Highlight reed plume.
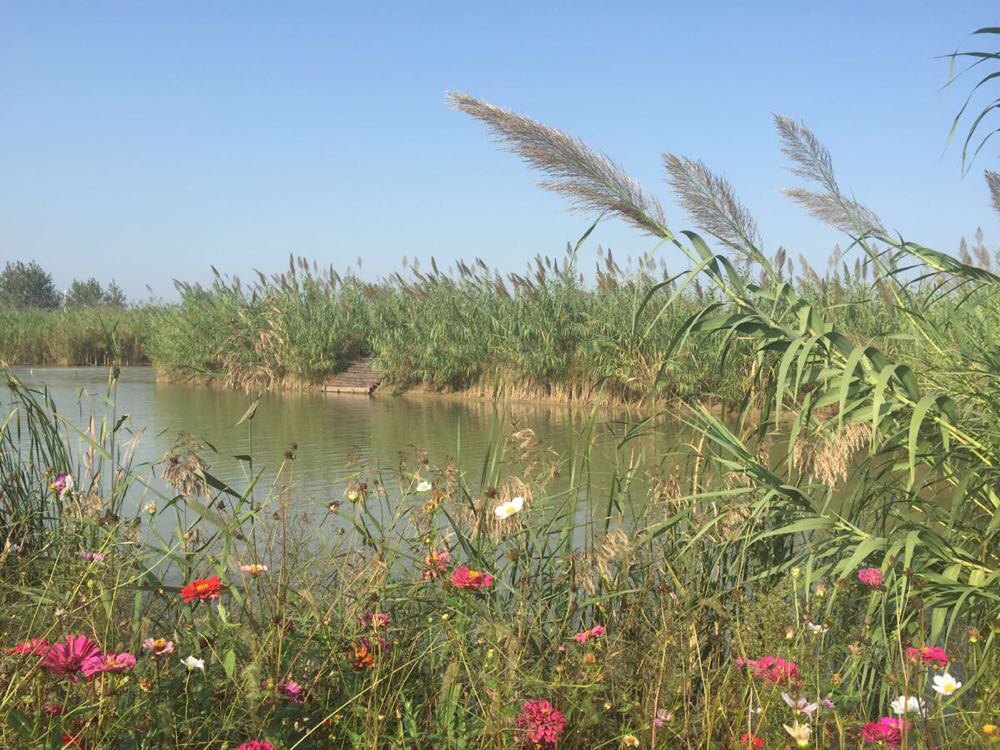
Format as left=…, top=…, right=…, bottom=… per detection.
left=774, top=114, right=886, bottom=237
left=662, top=154, right=762, bottom=260
left=987, top=170, right=1000, bottom=214
left=448, top=91, right=670, bottom=238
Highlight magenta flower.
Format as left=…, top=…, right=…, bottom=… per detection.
left=237, top=743, right=275, bottom=750
left=280, top=678, right=304, bottom=703
left=906, top=645, right=948, bottom=667
left=858, top=567, right=884, bottom=587
left=574, top=624, right=607, bottom=643
left=515, top=699, right=566, bottom=748
left=360, top=612, right=390, bottom=630
left=42, top=635, right=103, bottom=680
left=81, top=651, right=136, bottom=679
left=80, top=551, right=107, bottom=562
left=861, top=717, right=910, bottom=746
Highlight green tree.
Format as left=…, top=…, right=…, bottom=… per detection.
left=0, top=261, right=60, bottom=309
left=65, top=278, right=106, bottom=308
left=105, top=280, right=127, bottom=308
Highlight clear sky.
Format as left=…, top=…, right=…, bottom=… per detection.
left=2, top=2, right=997, bottom=300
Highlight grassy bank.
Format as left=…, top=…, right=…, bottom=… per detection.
left=7, top=243, right=996, bottom=408
left=0, top=306, right=152, bottom=368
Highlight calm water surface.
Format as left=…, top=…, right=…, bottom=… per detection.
left=6, top=368, right=683, bottom=518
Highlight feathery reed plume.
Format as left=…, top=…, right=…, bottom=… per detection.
left=773, top=114, right=885, bottom=237
left=987, top=170, right=1000, bottom=214
left=448, top=92, right=670, bottom=238
left=662, top=154, right=762, bottom=259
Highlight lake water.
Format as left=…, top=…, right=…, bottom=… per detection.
left=4, top=368, right=684, bottom=520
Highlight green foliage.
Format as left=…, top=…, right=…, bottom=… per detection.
left=65, top=277, right=127, bottom=308
left=0, top=261, right=60, bottom=309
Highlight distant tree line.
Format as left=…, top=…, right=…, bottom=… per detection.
left=0, top=261, right=127, bottom=309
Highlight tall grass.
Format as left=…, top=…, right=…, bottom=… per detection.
left=0, top=306, right=152, bottom=367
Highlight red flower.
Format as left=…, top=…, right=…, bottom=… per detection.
left=237, top=743, right=275, bottom=750
left=43, top=702, right=65, bottom=716
left=180, top=576, right=224, bottom=604
left=739, top=732, right=765, bottom=748
left=9, top=637, right=50, bottom=656
left=861, top=717, right=910, bottom=746
left=515, top=699, right=566, bottom=748
left=450, top=565, right=494, bottom=590
left=735, top=655, right=800, bottom=685
left=858, top=567, right=884, bottom=587
left=905, top=645, right=948, bottom=667
left=61, top=731, right=85, bottom=749
left=43, top=635, right=102, bottom=681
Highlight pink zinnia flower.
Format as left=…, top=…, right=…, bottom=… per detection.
left=906, top=645, right=948, bottom=667
left=42, top=635, right=102, bottom=681
left=858, top=567, right=883, bottom=587
left=736, top=655, right=800, bottom=685
left=861, top=717, right=910, bottom=746
left=142, top=638, right=174, bottom=657
left=9, top=637, right=51, bottom=656
left=573, top=624, right=607, bottom=643
left=237, top=743, right=275, bottom=750
left=450, top=565, right=494, bottom=590
left=515, top=699, right=566, bottom=748
left=81, top=651, right=136, bottom=679
left=280, top=678, right=304, bottom=703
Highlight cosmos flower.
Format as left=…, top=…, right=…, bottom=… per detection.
left=181, top=655, right=205, bottom=671
left=416, top=481, right=432, bottom=493
left=932, top=672, right=962, bottom=696
left=781, top=693, right=818, bottom=716
left=493, top=496, right=525, bottom=519
left=783, top=722, right=811, bottom=748
left=889, top=695, right=925, bottom=715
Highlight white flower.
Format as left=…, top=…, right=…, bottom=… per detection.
left=181, top=656, right=205, bottom=672
left=932, top=672, right=962, bottom=696
left=806, top=622, right=828, bottom=635
left=890, top=695, right=926, bottom=715
left=493, top=496, right=525, bottom=520
left=143, top=502, right=156, bottom=515
left=415, top=481, right=432, bottom=493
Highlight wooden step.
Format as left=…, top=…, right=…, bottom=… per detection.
left=321, top=357, right=381, bottom=395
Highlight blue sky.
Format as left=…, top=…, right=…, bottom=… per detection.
left=1, top=2, right=997, bottom=299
